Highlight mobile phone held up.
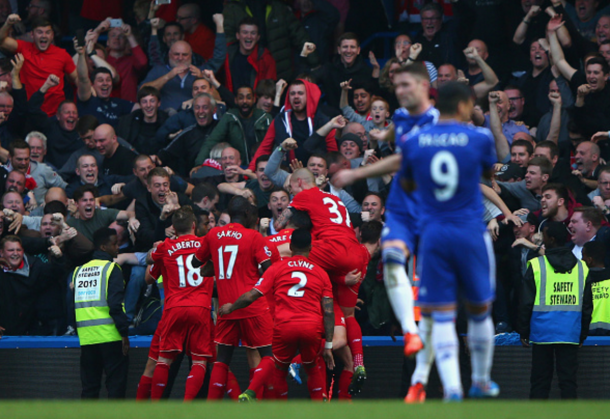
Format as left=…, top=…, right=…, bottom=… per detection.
left=110, top=18, right=123, bottom=28
left=155, top=0, right=171, bottom=5
left=76, top=29, right=85, bottom=48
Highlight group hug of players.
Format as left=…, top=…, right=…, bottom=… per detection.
left=135, top=170, right=374, bottom=402
left=135, top=61, right=501, bottom=403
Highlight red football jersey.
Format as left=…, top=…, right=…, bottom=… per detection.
left=150, top=234, right=212, bottom=310
left=289, top=187, right=358, bottom=242
left=195, top=223, right=273, bottom=319
left=265, top=228, right=294, bottom=248
left=254, top=255, right=333, bottom=328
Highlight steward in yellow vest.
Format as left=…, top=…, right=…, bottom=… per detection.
left=581, top=241, right=610, bottom=336
left=73, top=227, right=130, bottom=399
left=517, top=221, right=591, bottom=400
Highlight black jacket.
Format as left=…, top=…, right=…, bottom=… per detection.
left=26, top=90, right=84, bottom=168
left=117, top=109, right=170, bottom=156
left=517, top=247, right=591, bottom=343
left=157, top=121, right=218, bottom=177
left=582, top=267, right=610, bottom=336
left=0, top=254, right=64, bottom=335
left=134, top=192, right=195, bottom=252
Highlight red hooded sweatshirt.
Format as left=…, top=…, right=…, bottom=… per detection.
left=248, top=79, right=337, bottom=170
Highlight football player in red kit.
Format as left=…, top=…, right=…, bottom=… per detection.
left=147, top=206, right=215, bottom=401
left=193, top=196, right=276, bottom=401
left=219, top=228, right=335, bottom=401
left=274, top=168, right=372, bottom=394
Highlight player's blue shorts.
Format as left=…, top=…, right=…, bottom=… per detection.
left=417, top=222, right=495, bottom=307
left=381, top=210, right=418, bottom=254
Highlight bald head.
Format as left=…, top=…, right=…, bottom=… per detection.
left=575, top=141, right=601, bottom=175
left=45, top=187, right=68, bottom=204
left=290, top=168, right=316, bottom=195
left=437, top=64, right=457, bottom=86
left=467, top=39, right=489, bottom=61
left=94, top=124, right=119, bottom=158
left=169, top=41, right=192, bottom=69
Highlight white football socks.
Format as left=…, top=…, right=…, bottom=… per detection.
left=468, top=314, right=495, bottom=385
left=383, top=261, right=419, bottom=335
left=411, top=316, right=434, bottom=386
left=432, top=312, right=462, bottom=398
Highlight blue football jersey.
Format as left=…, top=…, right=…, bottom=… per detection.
left=399, top=121, right=496, bottom=226
left=385, top=106, right=440, bottom=219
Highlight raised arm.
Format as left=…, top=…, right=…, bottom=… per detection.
left=547, top=15, right=577, bottom=82
left=0, top=14, right=20, bottom=53
left=546, top=91, right=562, bottom=144
left=513, top=5, right=541, bottom=45
left=465, top=47, right=499, bottom=100
left=75, top=38, right=92, bottom=102
left=488, top=91, right=510, bottom=162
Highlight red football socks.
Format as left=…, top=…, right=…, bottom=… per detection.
left=273, top=367, right=289, bottom=400
left=305, top=365, right=326, bottom=400
left=226, top=370, right=241, bottom=400
left=346, top=317, right=364, bottom=368
left=184, top=363, right=207, bottom=401
left=136, top=375, right=152, bottom=401
left=338, top=370, right=353, bottom=400
left=150, top=362, right=170, bottom=400
left=208, top=362, right=229, bottom=400
left=249, top=356, right=275, bottom=398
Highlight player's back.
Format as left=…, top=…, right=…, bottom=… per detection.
left=289, top=187, right=357, bottom=242
left=401, top=122, right=496, bottom=226
left=151, top=234, right=212, bottom=310
left=256, top=255, right=332, bottom=328
left=197, top=223, right=273, bottom=319
left=265, top=228, right=294, bottom=259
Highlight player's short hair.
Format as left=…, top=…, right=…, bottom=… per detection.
left=290, top=228, right=312, bottom=251
left=289, top=209, right=312, bottom=230
left=503, top=85, right=523, bottom=95
left=543, top=221, right=568, bottom=245
left=420, top=1, right=443, bottom=17
left=92, top=67, right=113, bottom=80
left=8, top=139, right=29, bottom=156
left=308, top=153, right=328, bottom=168
left=172, top=205, right=196, bottom=235
left=583, top=241, right=606, bottom=265
left=360, top=221, right=383, bottom=244
left=363, top=192, right=385, bottom=207
left=227, top=196, right=251, bottom=220
left=586, top=57, right=610, bottom=75
left=511, top=139, right=533, bottom=155
left=351, top=80, right=376, bottom=95
left=291, top=168, right=316, bottom=186
left=76, top=115, right=99, bottom=136
left=238, top=16, right=259, bottom=32
left=74, top=184, right=99, bottom=201
left=0, top=234, right=22, bottom=249
left=436, top=81, right=472, bottom=115
left=147, top=167, right=170, bottom=184
left=93, top=227, right=117, bottom=251
left=133, top=154, right=153, bottom=169
left=325, top=151, right=347, bottom=168
left=255, top=79, right=276, bottom=99
left=337, top=32, right=359, bottom=47
left=527, top=156, right=553, bottom=177
left=535, top=141, right=559, bottom=159
left=370, top=96, right=389, bottom=110
left=192, top=183, right=218, bottom=204
left=541, top=183, right=568, bottom=204
left=394, top=62, right=429, bottom=82
left=137, top=86, right=161, bottom=102
left=574, top=207, right=604, bottom=229
left=43, top=200, right=67, bottom=217
left=76, top=153, right=97, bottom=168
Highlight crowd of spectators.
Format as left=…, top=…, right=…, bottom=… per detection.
left=0, top=0, right=609, bottom=344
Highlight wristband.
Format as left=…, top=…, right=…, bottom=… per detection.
left=88, top=50, right=97, bottom=57
left=523, top=19, right=530, bottom=24
left=324, top=341, right=333, bottom=350
left=278, top=145, right=284, bottom=152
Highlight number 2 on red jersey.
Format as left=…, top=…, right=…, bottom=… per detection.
left=288, top=272, right=307, bottom=297
left=323, top=197, right=351, bottom=227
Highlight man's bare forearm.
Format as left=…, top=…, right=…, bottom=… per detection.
left=322, top=297, right=334, bottom=343
left=273, top=207, right=293, bottom=231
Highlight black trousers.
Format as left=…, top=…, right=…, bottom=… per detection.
left=80, top=340, right=129, bottom=399
left=530, top=343, right=578, bottom=399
